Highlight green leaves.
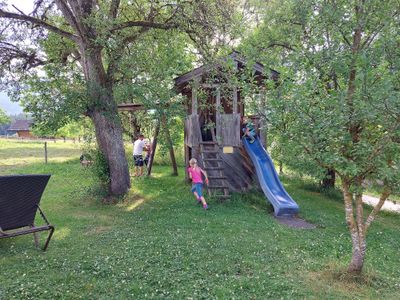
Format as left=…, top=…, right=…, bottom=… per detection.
left=0, top=107, right=9, bottom=125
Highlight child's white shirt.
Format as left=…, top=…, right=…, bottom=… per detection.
left=133, top=140, right=146, bottom=155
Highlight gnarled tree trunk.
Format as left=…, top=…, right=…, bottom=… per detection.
left=84, top=48, right=130, bottom=195
left=91, top=108, right=130, bottom=195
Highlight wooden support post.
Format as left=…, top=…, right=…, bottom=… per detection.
left=216, top=87, right=221, bottom=144
left=233, top=60, right=238, bottom=114
left=233, top=86, right=238, bottom=114
left=44, top=142, right=48, bottom=164
left=162, top=114, right=178, bottom=176
left=184, top=144, right=189, bottom=181
left=192, top=79, right=199, bottom=115
left=147, top=119, right=160, bottom=176
left=260, top=92, right=267, bottom=147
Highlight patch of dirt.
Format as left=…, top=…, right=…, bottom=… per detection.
left=102, top=195, right=120, bottom=204
left=275, top=216, right=316, bottom=229
left=305, top=263, right=380, bottom=296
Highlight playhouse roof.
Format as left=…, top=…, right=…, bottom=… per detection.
left=174, top=51, right=279, bottom=90
left=8, top=119, right=33, bottom=131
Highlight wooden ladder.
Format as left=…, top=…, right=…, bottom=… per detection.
left=200, top=141, right=230, bottom=200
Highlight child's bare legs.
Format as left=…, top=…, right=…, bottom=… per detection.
left=193, top=191, right=200, bottom=201
left=134, top=166, right=138, bottom=177
left=199, top=196, right=207, bottom=207
left=192, top=186, right=208, bottom=209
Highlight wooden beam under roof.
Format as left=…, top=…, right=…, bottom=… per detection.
left=117, top=103, right=146, bottom=112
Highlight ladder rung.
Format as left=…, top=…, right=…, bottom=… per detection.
left=202, top=150, right=218, bottom=154
left=200, top=141, right=217, bottom=144
left=208, top=176, right=227, bottom=180
left=208, top=185, right=228, bottom=189
left=203, top=158, right=220, bottom=161
left=204, top=167, right=224, bottom=170
left=216, top=195, right=230, bottom=198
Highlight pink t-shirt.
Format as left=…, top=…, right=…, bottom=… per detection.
left=188, top=167, right=203, bottom=183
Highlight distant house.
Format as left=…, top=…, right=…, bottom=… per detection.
left=7, top=120, right=34, bottom=138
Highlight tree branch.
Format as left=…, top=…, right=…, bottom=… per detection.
left=111, top=20, right=178, bottom=32
left=109, top=0, right=120, bottom=19
left=261, top=42, right=296, bottom=51
left=364, top=185, right=391, bottom=232
left=361, top=10, right=400, bottom=49
left=0, top=8, right=78, bottom=41
left=0, top=42, right=47, bottom=70
left=54, top=0, right=84, bottom=38
left=106, top=26, right=150, bottom=81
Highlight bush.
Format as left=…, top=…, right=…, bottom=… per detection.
left=87, top=148, right=110, bottom=188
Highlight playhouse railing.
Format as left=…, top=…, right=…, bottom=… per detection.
left=216, top=113, right=240, bottom=147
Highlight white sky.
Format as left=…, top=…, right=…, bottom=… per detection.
left=7, top=0, right=34, bottom=13
left=0, top=93, right=23, bottom=115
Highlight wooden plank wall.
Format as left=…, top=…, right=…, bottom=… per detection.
left=185, top=114, right=202, bottom=148
left=219, top=146, right=258, bottom=192
left=216, top=113, right=241, bottom=146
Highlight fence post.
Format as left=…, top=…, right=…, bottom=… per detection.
left=44, top=142, right=48, bottom=164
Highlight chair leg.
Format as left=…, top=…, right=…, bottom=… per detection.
left=42, top=226, right=55, bottom=251
left=31, top=225, right=40, bottom=248
left=33, top=233, right=39, bottom=247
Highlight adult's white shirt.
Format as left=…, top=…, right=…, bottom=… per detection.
left=133, top=139, right=146, bottom=156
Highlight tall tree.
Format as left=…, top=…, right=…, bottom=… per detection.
left=0, top=0, right=238, bottom=195
left=244, top=0, right=400, bottom=273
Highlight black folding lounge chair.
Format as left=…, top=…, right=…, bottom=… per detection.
left=0, top=174, right=55, bottom=251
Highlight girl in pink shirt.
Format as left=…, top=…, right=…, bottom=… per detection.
left=188, top=158, right=209, bottom=210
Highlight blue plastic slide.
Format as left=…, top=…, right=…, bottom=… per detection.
left=243, top=137, right=299, bottom=216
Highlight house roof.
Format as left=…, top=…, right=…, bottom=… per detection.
left=174, top=51, right=279, bottom=89
left=8, top=120, right=33, bottom=131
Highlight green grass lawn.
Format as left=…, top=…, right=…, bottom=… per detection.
left=0, top=138, right=82, bottom=173
left=1, top=140, right=399, bottom=299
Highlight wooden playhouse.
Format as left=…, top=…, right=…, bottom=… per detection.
left=174, top=52, right=279, bottom=198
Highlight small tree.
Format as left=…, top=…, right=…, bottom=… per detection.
left=0, top=108, right=10, bottom=125
left=244, top=0, right=400, bottom=273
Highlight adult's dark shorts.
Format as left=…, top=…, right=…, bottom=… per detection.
left=134, top=155, right=144, bottom=166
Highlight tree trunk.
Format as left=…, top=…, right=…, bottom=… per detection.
left=91, top=107, right=131, bottom=195
left=162, top=114, right=178, bottom=176
left=83, top=47, right=130, bottom=196
left=348, top=242, right=366, bottom=274
left=342, top=178, right=366, bottom=274
left=321, top=168, right=335, bottom=188
left=342, top=6, right=365, bottom=273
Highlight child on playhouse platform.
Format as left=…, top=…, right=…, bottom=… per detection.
left=188, top=158, right=209, bottom=210
left=242, top=117, right=257, bottom=143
